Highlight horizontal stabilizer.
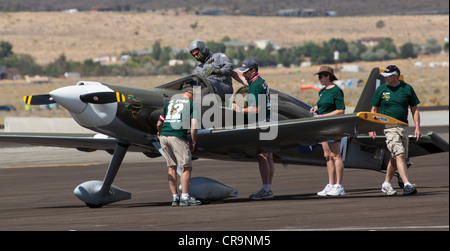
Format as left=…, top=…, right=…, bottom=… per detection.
left=23, top=95, right=56, bottom=105
left=79, top=92, right=125, bottom=104
left=356, top=112, right=408, bottom=126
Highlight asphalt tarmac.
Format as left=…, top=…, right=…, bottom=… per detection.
left=0, top=140, right=448, bottom=232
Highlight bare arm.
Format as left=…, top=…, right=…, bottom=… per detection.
left=231, top=71, right=248, bottom=87
left=368, top=106, right=379, bottom=139
left=156, top=120, right=163, bottom=136
left=190, top=118, right=198, bottom=152
left=410, top=105, right=421, bottom=141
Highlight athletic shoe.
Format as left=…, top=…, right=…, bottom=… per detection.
left=317, top=184, right=333, bottom=196
left=179, top=196, right=201, bottom=207
left=403, top=183, right=417, bottom=195
left=249, top=189, right=274, bottom=200
left=171, top=197, right=179, bottom=207
left=381, top=182, right=397, bottom=195
left=327, top=184, right=345, bottom=196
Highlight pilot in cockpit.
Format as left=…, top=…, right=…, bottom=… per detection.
left=189, top=39, right=246, bottom=102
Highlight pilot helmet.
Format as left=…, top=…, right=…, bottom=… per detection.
left=189, top=39, right=209, bottom=63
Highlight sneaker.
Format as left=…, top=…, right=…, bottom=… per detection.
left=381, top=182, right=397, bottom=195
left=249, top=189, right=274, bottom=200
left=171, top=197, right=179, bottom=207
left=327, top=184, right=345, bottom=196
left=179, top=196, right=201, bottom=207
left=403, top=183, right=417, bottom=195
left=317, top=184, right=333, bottom=196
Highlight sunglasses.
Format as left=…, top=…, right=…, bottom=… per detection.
left=318, top=74, right=329, bottom=79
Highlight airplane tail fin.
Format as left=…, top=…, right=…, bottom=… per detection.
left=354, top=67, right=384, bottom=113
left=354, top=67, right=405, bottom=113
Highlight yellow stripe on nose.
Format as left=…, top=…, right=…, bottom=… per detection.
left=116, top=92, right=125, bottom=102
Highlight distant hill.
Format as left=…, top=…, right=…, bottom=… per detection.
left=0, top=0, right=448, bottom=16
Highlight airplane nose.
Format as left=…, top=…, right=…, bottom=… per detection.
left=50, top=86, right=88, bottom=114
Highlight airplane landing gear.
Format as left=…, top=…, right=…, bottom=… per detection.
left=74, top=142, right=131, bottom=208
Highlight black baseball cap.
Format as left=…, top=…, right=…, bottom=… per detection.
left=381, top=65, right=401, bottom=77
left=238, top=59, right=258, bottom=73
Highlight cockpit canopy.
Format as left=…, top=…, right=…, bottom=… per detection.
left=156, top=74, right=312, bottom=121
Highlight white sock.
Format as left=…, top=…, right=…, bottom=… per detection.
left=181, top=193, right=189, bottom=199
left=173, top=194, right=179, bottom=199
left=262, top=184, right=271, bottom=192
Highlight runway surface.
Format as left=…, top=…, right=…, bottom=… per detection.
left=0, top=143, right=448, bottom=232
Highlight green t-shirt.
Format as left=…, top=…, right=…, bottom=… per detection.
left=159, top=97, right=198, bottom=140
left=245, top=75, right=271, bottom=122
left=370, top=81, right=420, bottom=123
left=317, top=85, right=345, bottom=115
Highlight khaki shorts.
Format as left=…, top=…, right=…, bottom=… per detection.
left=384, top=126, right=408, bottom=157
left=159, top=136, right=192, bottom=168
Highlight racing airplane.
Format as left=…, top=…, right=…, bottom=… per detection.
left=0, top=67, right=448, bottom=208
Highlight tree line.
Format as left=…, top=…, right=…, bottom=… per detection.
left=1, top=37, right=448, bottom=78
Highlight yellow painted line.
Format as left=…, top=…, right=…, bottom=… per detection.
left=0, top=163, right=103, bottom=169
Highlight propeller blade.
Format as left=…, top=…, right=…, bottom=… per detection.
left=79, top=92, right=125, bottom=104
left=23, top=95, right=56, bottom=105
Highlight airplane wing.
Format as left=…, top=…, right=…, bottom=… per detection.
left=2, top=112, right=445, bottom=160
left=0, top=132, right=152, bottom=153
left=195, top=112, right=408, bottom=153
left=0, top=112, right=402, bottom=154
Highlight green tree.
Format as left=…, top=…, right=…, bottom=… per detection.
left=0, top=53, right=42, bottom=75
left=0, top=41, right=13, bottom=58
left=373, top=38, right=397, bottom=55
left=399, top=42, right=418, bottom=58
left=424, top=39, right=442, bottom=54
left=152, top=41, right=162, bottom=61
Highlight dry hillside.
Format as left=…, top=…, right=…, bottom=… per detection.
left=0, top=11, right=448, bottom=64
left=0, top=12, right=449, bottom=123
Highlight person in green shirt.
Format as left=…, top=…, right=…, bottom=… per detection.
left=233, top=59, right=274, bottom=200
left=157, top=86, right=200, bottom=206
left=310, top=66, right=346, bottom=196
left=369, top=65, right=421, bottom=196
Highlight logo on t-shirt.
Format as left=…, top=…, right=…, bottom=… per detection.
left=382, top=92, right=391, bottom=101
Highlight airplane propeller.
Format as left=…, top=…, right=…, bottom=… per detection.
left=23, top=92, right=125, bottom=106
left=79, top=92, right=125, bottom=104
left=23, top=95, right=56, bottom=105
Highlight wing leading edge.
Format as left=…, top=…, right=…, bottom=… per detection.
left=195, top=112, right=407, bottom=153
left=0, top=112, right=410, bottom=158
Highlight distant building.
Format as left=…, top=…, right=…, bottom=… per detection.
left=24, top=75, right=49, bottom=84
left=223, top=40, right=252, bottom=51
left=64, top=72, right=81, bottom=78
left=196, top=9, right=227, bottom=16
left=277, top=9, right=302, bottom=16
left=253, top=40, right=281, bottom=50
left=0, top=66, right=22, bottom=80
left=358, top=37, right=387, bottom=47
